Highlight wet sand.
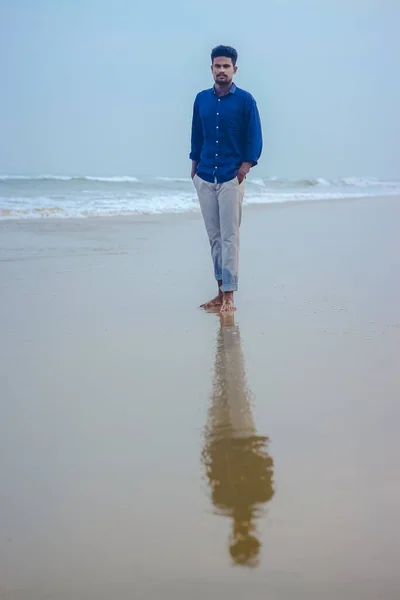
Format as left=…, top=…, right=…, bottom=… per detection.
left=1, top=196, right=400, bottom=599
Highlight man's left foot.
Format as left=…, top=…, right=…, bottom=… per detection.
left=200, top=293, right=223, bottom=309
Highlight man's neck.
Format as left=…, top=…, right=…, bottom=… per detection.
left=214, top=82, right=233, bottom=97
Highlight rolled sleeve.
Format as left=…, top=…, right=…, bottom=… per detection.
left=243, top=96, right=263, bottom=166
left=189, top=96, right=203, bottom=161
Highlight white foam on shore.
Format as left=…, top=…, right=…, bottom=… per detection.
left=1, top=190, right=399, bottom=220
left=156, top=177, right=192, bottom=183
left=84, top=176, right=139, bottom=183
left=1, top=175, right=400, bottom=219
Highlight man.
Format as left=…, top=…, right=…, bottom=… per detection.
left=190, top=45, right=263, bottom=312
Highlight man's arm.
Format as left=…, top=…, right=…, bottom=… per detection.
left=237, top=95, right=263, bottom=183
left=189, top=96, right=203, bottom=178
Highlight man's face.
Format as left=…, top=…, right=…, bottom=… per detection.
left=211, top=56, right=237, bottom=85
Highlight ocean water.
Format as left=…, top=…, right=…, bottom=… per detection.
left=0, top=175, right=399, bottom=220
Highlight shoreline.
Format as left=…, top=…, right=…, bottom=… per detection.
left=1, top=194, right=399, bottom=226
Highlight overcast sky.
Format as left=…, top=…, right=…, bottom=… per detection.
left=1, top=0, right=399, bottom=179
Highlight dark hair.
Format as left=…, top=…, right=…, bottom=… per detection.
left=211, top=45, right=238, bottom=66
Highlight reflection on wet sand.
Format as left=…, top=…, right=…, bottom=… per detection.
left=202, top=313, right=274, bottom=568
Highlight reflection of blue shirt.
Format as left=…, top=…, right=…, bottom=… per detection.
left=190, top=83, right=263, bottom=184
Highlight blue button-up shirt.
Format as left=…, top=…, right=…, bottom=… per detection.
left=190, top=83, right=263, bottom=184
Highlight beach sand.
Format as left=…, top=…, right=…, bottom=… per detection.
left=1, top=196, right=400, bottom=599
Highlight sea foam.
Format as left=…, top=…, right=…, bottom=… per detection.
left=1, top=175, right=399, bottom=219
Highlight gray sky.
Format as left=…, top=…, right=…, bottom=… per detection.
left=1, top=0, right=399, bottom=179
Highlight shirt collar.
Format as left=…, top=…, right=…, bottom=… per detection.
left=212, top=82, right=236, bottom=96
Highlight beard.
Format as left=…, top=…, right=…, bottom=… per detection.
left=215, top=74, right=231, bottom=84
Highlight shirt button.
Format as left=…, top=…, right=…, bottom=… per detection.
left=215, top=153, right=218, bottom=156
left=217, top=112, right=219, bottom=115
left=218, top=99, right=221, bottom=102
left=216, top=126, right=219, bottom=129
left=216, top=140, right=219, bottom=143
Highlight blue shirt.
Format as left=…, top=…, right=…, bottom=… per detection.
left=190, top=83, right=263, bottom=184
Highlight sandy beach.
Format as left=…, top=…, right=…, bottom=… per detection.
left=1, top=195, right=400, bottom=600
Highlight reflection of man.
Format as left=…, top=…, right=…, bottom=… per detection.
left=190, top=45, right=263, bottom=313
left=201, top=313, right=274, bottom=568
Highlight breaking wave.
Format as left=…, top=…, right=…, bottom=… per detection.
left=1, top=175, right=399, bottom=219
left=0, top=175, right=139, bottom=183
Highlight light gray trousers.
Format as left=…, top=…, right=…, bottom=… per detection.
left=193, top=174, right=245, bottom=292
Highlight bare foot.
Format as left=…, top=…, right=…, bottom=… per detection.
left=200, top=293, right=223, bottom=309
left=220, top=292, right=236, bottom=313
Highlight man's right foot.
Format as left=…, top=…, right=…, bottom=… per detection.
left=220, top=293, right=236, bottom=313
left=200, top=294, right=223, bottom=309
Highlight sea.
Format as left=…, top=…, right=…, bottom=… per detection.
left=1, top=174, right=399, bottom=220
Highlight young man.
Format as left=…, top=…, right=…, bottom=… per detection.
left=190, top=45, right=263, bottom=312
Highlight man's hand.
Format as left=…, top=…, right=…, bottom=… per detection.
left=236, top=161, right=252, bottom=184
left=191, top=160, right=199, bottom=179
